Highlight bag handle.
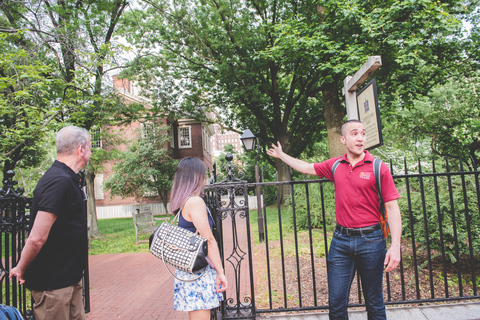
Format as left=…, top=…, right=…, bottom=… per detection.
left=173, top=195, right=213, bottom=231
left=159, top=224, right=206, bottom=282
left=172, top=195, right=195, bottom=224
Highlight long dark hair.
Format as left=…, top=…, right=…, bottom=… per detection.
left=169, top=157, right=206, bottom=214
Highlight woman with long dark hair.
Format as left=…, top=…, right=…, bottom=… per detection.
left=169, top=157, right=227, bottom=320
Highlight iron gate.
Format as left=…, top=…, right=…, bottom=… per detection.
left=0, top=170, right=33, bottom=319
left=204, top=156, right=256, bottom=319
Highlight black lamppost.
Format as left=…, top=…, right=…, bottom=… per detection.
left=240, top=128, right=265, bottom=243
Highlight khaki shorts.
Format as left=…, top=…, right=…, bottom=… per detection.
left=31, top=280, right=86, bottom=320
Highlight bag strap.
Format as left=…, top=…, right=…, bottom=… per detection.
left=373, top=159, right=382, bottom=198
left=174, top=195, right=213, bottom=227
left=158, top=225, right=206, bottom=282
left=331, top=158, right=342, bottom=183
left=374, top=159, right=389, bottom=236
left=172, top=195, right=195, bottom=223
left=374, top=159, right=384, bottom=208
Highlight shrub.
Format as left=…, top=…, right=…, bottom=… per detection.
left=288, top=179, right=336, bottom=232
left=396, top=159, right=480, bottom=264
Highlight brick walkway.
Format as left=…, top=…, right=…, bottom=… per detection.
left=86, top=252, right=188, bottom=320
left=86, top=215, right=251, bottom=320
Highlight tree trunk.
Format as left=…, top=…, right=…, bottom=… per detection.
left=159, top=192, right=170, bottom=215
left=275, top=158, right=292, bottom=205
left=323, top=83, right=346, bottom=158
left=85, top=168, right=101, bottom=239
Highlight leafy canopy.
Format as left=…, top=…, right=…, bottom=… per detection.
left=121, top=0, right=477, bottom=167
left=394, top=75, right=480, bottom=167
left=0, top=32, right=61, bottom=172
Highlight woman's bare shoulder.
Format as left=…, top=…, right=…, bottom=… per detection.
left=185, top=195, right=205, bottom=207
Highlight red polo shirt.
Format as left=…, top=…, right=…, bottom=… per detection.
left=313, top=151, right=400, bottom=228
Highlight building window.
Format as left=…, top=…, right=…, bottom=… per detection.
left=91, top=128, right=103, bottom=149
left=142, top=122, right=155, bottom=139
left=179, top=126, right=192, bottom=148
left=169, top=126, right=175, bottom=148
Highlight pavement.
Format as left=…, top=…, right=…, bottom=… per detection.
left=259, top=302, right=480, bottom=320
left=85, top=251, right=480, bottom=320
left=86, top=252, right=186, bottom=320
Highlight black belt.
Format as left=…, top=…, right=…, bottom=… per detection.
left=336, top=223, right=381, bottom=236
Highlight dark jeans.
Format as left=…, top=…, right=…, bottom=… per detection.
left=327, top=228, right=387, bottom=320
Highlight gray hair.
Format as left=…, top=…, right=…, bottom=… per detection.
left=56, top=126, right=90, bottom=156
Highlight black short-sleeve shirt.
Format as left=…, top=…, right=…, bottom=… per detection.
left=24, top=160, right=88, bottom=291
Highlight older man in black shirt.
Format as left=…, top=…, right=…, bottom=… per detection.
left=10, top=125, right=91, bottom=320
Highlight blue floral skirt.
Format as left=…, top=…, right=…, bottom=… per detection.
left=173, top=265, right=223, bottom=311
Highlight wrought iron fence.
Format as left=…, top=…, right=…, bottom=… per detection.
left=226, top=157, right=479, bottom=316
left=0, top=170, right=33, bottom=319
left=0, top=170, right=90, bottom=319
left=5, top=154, right=475, bottom=319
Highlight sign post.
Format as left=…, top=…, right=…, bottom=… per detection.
left=342, top=56, right=382, bottom=120
left=356, top=79, right=383, bottom=149
left=342, top=56, right=383, bottom=149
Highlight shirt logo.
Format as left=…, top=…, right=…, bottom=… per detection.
left=360, top=172, right=371, bottom=180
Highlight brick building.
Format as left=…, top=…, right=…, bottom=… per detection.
left=93, top=76, right=214, bottom=218
left=210, top=124, right=242, bottom=156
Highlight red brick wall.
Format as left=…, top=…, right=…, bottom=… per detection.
left=175, top=123, right=212, bottom=172
left=112, top=75, right=131, bottom=93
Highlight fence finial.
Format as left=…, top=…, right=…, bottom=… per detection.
left=0, top=170, right=24, bottom=197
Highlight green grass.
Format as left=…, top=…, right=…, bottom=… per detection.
left=89, top=208, right=330, bottom=258
left=89, top=216, right=168, bottom=255
left=249, top=206, right=329, bottom=258
left=249, top=206, right=293, bottom=243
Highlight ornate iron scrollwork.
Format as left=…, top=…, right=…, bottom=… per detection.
left=216, top=153, right=246, bottom=183
left=204, top=154, right=255, bottom=319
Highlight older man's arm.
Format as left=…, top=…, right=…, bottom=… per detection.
left=9, top=211, right=57, bottom=284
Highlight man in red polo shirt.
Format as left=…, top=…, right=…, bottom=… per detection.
left=267, top=119, right=401, bottom=320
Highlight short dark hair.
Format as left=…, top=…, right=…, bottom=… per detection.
left=340, top=119, right=363, bottom=136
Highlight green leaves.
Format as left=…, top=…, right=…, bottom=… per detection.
left=104, top=124, right=179, bottom=212
left=121, top=0, right=478, bottom=165
left=392, top=75, right=480, bottom=166
left=121, top=0, right=326, bottom=159
left=0, top=0, right=142, bottom=176
left=0, top=34, right=60, bottom=167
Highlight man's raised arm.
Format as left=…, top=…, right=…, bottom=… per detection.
left=267, top=142, right=317, bottom=176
